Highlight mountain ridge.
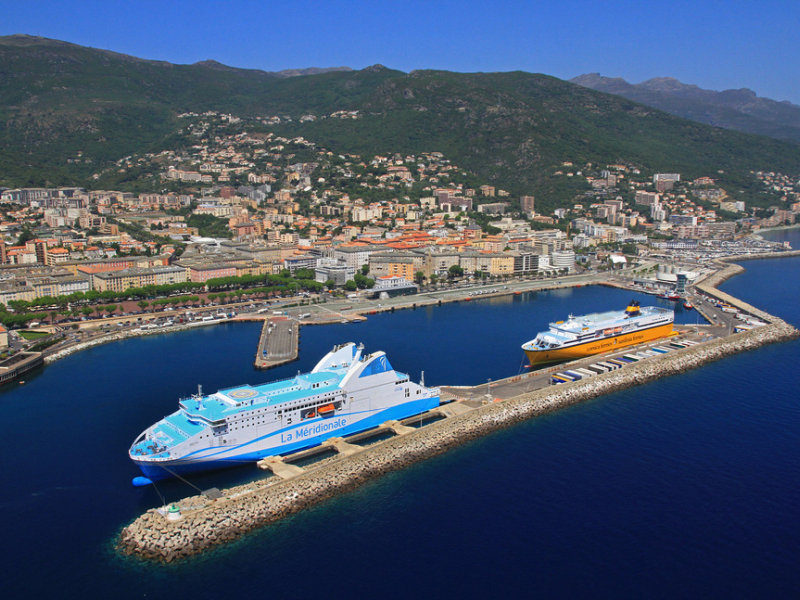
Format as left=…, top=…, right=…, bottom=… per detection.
left=571, top=73, right=800, bottom=142
left=1, top=35, right=799, bottom=212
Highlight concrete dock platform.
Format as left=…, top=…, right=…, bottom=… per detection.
left=254, top=318, right=299, bottom=370
left=323, top=437, right=362, bottom=456
left=384, top=420, right=416, bottom=435
left=257, top=457, right=305, bottom=479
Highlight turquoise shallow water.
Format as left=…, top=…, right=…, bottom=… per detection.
left=4, top=234, right=800, bottom=600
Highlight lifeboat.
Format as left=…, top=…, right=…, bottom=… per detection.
left=318, top=404, right=336, bottom=417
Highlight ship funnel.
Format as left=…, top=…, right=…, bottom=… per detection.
left=625, top=301, right=641, bottom=316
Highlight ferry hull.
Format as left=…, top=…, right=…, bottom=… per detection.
left=132, top=395, right=440, bottom=481
left=525, top=322, right=674, bottom=367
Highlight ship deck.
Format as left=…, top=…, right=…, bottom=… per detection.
left=132, top=365, right=412, bottom=457
left=551, top=306, right=670, bottom=333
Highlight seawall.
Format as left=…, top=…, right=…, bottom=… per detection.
left=720, top=249, right=800, bottom=262
left=117, top=316, right=799, bottom=562
left=44, top=322, right=204, bottom=363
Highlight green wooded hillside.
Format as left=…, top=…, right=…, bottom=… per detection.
left=2, top=35, right=799, bottom=210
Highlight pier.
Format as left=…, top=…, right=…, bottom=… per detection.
left=0, top=352, right=43, bottom=385
left=253, top=317, right=299, bottom=370
left=117, top=260, right=800, bottom=562
left=118, top=316, right=797, bottom=563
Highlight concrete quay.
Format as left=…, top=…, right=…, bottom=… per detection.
left=253, top=318, right=299, bottom=370
left=117, top=312, right=798, bottom=562
left=0, top=351, right=44, bottom=384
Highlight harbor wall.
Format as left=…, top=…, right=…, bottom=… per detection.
left=720, top=249, right=800, bottom=262
left=117, top=317, right=799, bottom=562
left=697, top=262, right=779, bottom=324
left=0, top=352, right=43, bottom=384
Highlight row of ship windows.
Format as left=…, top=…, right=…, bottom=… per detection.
left=277, top=393, right=339, bottom=415
left=228, top=390, right=338, bottom=422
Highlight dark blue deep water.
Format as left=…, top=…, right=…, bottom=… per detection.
left=4, top=231, right=800, bottom=600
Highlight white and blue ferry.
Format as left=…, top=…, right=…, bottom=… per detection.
left=129, top=343, right=440, bottom=482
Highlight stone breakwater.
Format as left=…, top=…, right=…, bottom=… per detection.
left=117, top=319, right=798, bottom=562
left=722, top=250, right=800, bottom=262
left=697, top=262, right=780, bottom=324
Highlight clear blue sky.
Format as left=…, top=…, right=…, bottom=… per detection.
left=4, top=0, right=799, bottom=104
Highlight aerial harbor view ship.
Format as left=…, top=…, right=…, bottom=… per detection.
left=522, top=301, right=675, bottom=365
left=5, top=4, right=800, bottom=597
left=130, top=342, right=439, bottom=482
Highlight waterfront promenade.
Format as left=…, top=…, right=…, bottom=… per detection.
left=35, top=255, right=773, bottom=374
left=38, top=272, right=605, bottom=366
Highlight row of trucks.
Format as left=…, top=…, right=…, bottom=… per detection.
left=549, top=340, right=700, bottom=384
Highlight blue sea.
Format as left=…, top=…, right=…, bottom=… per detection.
left=4, top=231, right=800, bottom=600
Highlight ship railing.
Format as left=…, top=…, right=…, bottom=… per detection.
left=217, top=372, right=314, bottom=393
left=215, top=372, right=337, bottom=399
left=178, top=406, right=224, bottom=426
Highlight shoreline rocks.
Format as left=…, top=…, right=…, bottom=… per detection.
left=44, top=323, right=201, bottom=363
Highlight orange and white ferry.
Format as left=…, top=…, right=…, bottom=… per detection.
left=522, top=301, right=674, bottom=366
